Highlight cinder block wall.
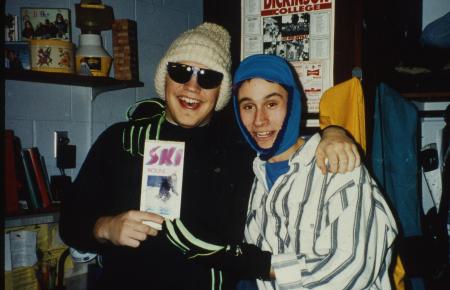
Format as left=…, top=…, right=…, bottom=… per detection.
left=5, top=0, right=203, bottom=178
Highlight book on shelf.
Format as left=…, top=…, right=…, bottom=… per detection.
left=39, top=155, right=57, bottom=204
left=4, top=130, right=37, bottom=213
left=5, top=130, right=20, bottom=215
left=5, top=130, right=57, bottom=213
left=140, top=140, right=185, bottom=229
left=20, top=149, right=42, bottom=210
left=13, top=138, right=35, bottom=211
left=25, top=148, right=52, bottom=209
left=14, top=141, right=32, bottom=211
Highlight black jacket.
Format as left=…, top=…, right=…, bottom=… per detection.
left=59, top=106, right=254, bottom=290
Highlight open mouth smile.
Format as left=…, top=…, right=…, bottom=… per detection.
left=254, top=131, right=275, bottom=139
left=178, top=96, right=201, bottom=109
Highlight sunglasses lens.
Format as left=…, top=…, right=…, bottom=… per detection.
left=167, top=62, right=223, bottom=89
left=198, top=69, right=223, bottom=89
left=167, top=63, right=192, bottom=84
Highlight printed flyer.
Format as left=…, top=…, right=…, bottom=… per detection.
left=140, top=140, right=185, bottom=229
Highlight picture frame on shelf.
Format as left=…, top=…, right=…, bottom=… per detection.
left=5, top=14, right=19, bottom=41
left=20, top=7, right=71, bottom=41
left=5, top=42, right=31, bottom=71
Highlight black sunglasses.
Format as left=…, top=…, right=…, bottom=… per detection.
left=167, top=62, right=223, bottom=89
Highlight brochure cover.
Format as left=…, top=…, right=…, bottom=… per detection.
left=140, top=140, right=185, bottom=229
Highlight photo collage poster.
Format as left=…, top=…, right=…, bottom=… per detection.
left=241, top=0, right=335, bottom=119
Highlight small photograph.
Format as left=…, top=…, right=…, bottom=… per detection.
left=147, top=174, right=179, bottom=202
left=285, top=38, right=310, bottom=61
left=276, top=42, right=287, bottom=58
left=263, top=16, right=282, bottom=43
left=281, top=13, right=310, bottom=38
left=263, top=41, right=278, bottom=55
left=142, top=174, right=181, bottom=218
left=5, top=14, right=19, bottom=41
left=20, top=7, right=71, bottom=41
left=5, top=42, right=30, bottom=70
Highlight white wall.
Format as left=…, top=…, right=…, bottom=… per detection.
left=422, top=0, right=450, bottom=29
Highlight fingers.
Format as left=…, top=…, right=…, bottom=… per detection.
left=123, top=227, right=148, bottom=247
left=327, top=154, right=339, bottom=173
left=335, top=143, right=357, bottom=173
left=345, top=143, right=360, bottom=172
left=140, top=211, right=165, bottom=225
left=110, top=218, right=143, bottom=246
left=352, top=144, right=361, bottom=168
left=347, top=149, right=356, bottom=173
left=125, top=211, right=163, bottom=239
left=316, top=134, right=363, bottom=174
left=339, top=143, right=362, bottom=173
left=96, top=211, right=163, bottom=248
left=126, top=210, right=164, bottom=225
left=119, top=221, right=159, bottom=248
left=132, top=221, right=156, bottom=236
left=146, top=227, right=159, bottom=237
left=315, top=150, right=327, bottom=175
left=317, top=143, right=361, bottom=174
left=318, top=126, right=364, bottom=174
left=336, top=146, right=349, bottom=174
left=126, top=238, right=141, bottom=248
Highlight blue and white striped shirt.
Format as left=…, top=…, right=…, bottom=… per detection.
left=244, top=133, right=398, bottom=290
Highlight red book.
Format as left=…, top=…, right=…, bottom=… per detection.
left=5, top=130, right=20, bottom=214
left=25, top=147, right=52, bottom=208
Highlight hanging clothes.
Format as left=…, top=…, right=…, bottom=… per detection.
left=320, top=78, right=407, bottom=290
left=319, top=76, right=366, bottom=152
left=372, top=83, right=422, bottom=236
left=371, top=83, right=425, bottom=290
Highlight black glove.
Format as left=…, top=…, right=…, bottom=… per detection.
left=162, top=218, right=271, bottom=280
left=126, top=98, right=165, bottom=121
left=122, top=98, right=166, bottom=156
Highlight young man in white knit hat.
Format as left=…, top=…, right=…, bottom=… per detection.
left=60, top=23, right=360, bottom=290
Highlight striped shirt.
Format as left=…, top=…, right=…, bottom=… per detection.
left=244, top=133, right=398, bottom=290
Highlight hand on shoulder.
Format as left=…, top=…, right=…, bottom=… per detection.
left=315, top=126, right=361, bottom=174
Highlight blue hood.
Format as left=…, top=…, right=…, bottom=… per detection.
left=233, top=54, right=302, bottom=160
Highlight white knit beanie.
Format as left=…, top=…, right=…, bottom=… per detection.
left=154, top=22, right=232, bottom=111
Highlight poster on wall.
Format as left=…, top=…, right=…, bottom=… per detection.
left=241, top=0, right=334, bottom=116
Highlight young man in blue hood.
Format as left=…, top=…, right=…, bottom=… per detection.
left=231, top=54, right=398, bottom=289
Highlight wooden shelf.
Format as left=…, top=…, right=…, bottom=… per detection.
left=402, top=91, right=450, bottom=102
left=5, top=210, right=60, bottom=228
left=3, top=69, right=144, bottom=98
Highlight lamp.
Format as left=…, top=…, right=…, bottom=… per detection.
left=75, top=0, right=114, bottom=76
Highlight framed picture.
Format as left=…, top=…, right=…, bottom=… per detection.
left=20, top=7, right=71, bottom=41
left=5, top=14, right=19, bottom=41
left=5, top=42, right=31, bottom=70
